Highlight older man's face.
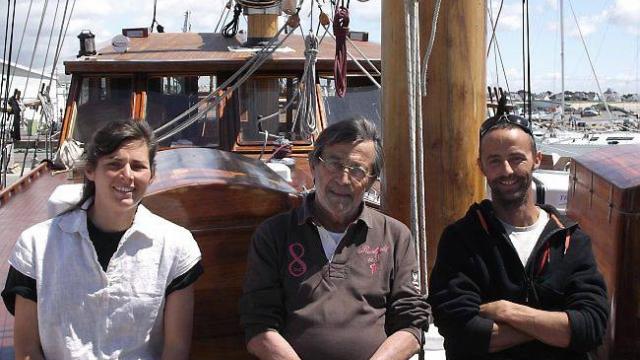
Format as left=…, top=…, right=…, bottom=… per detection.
left=311, top=140, right=376, bottom=226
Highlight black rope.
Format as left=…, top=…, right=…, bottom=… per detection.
left=222, top=4, right=242, bottom=38
left=150, top=0, right=158, bottom=32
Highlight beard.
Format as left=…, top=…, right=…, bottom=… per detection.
left=489, top=170, right=534, bottom=210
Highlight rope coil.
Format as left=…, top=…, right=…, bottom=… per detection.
left=333, top=6, right=349, bottom=97
left=222, top=4, right=243, bottom=38
left=291, top=33, right=319, bottom=138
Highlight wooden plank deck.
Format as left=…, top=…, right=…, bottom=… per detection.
left=0, top=171, right=71, bottom=358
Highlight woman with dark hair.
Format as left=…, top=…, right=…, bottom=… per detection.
left=2, top=119, right=203, bottom=359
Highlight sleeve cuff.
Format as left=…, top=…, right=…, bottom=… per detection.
left=395, top=327, right=423, bottom=344
left=462, top=316, right=494, bottom=353
left=245, top=326, right=278, bottom=344
left=566, top=309, right=600, bottom=352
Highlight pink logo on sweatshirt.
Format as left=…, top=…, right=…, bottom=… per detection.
left=288, top=243, right=307, bottom=277
left=358, top=245, right=389, bottom=274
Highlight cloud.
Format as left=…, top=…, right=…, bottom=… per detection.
left=567, top=13, right=606, bottom=38
left=488, top=3, right=522, bottom=32
left=545, top=0, right=558, bottom=11
left=607, top=0, right=640, bottom=34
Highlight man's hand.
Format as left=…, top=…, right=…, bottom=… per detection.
left=480, top=300, right=571, bottom=348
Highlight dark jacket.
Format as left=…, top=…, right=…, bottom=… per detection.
left=428, top=200, right=609, bottom=360
left=239, top=194, right=430, bottom=360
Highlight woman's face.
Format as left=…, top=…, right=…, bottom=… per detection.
left=85, top=140, right=153, bottom=215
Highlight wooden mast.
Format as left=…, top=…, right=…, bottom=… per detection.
left=382, top=0, right=486, bottom=273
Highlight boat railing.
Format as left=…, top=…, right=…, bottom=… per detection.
left=0, top=162, right=50, bottom=208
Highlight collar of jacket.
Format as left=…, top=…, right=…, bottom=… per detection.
left=56, top=197, right=156, bottom=240
left=296, top=191, right=374, bottom=229
left=472, top=200, right=578, bottom=258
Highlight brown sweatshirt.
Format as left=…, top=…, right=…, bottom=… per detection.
left=239, top=193, right=430, bottom=360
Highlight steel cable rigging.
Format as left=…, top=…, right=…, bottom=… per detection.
left=7, top=0, right=34, bottom=92
left=1, top=0, right=17, bottom=188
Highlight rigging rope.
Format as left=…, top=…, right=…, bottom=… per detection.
left=290, top=33, right=319, bottom=138
left=486, top=5, right=513, bottom=105
left=1, top=0, right=17, bottom=188
left=150, top=0, right=161, bottom=33
left=7, top=0, right=34, bottom=92
left=222, top=4, right=243, bottom=38
left=49, top=0, right=73, bottom=85
left=567, top=0, right=613, bottom=122
left=155, top=16, right=299, bottom=142
left=20, top=0, right=63, bottom=177
left=214, top=0, right=233, bottom=33
left=22, top=0, right=50, bottom=96
left=486, top=0, right=504, bottom=58
left=420, top=0, right=441, bottom=96
left=333, top=6, right=349, bottom=97
left=316, top=1, right=381, bottom=82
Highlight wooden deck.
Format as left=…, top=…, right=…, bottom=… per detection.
left=0, top=170, right=71, bottom=358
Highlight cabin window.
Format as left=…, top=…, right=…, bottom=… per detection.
left=146, top=76, right=220, bottom=148
left=73, top=77, right=133, bottom=142
left=237, top=77, right=309, bottom=144
left=322, top=82, right=381, bottom=132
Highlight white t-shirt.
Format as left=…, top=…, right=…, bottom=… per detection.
left=317, top=226, right=346, bottom=261
left=499, top=209, right=549, bottom=267
left=9, top=201, right=202, bottom=360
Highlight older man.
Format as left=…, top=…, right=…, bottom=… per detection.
left=240, top=118, right=430, bottom=360
left=428, top=111, right=609, bottom=359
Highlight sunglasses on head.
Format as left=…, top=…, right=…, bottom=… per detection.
left=479, top=114, right=533, bottom=139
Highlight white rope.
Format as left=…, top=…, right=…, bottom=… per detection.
left=290, top=33, right=319, bottom=139
left=156, top=21, right=296, bottom=142
left=420, top=0, right=442, bottom=96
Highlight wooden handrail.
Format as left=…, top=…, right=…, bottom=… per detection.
left=0, top=162, right=49, bottom=208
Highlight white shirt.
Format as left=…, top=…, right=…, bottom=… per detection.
left=9, top=202, right=201, bottom=360
left=499, top=209, right=549, bottom=267
left=317, top=226, right=346, bottom=260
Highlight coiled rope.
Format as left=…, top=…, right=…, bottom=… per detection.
left=222, top=4, right=243, bottom=38
left=290, top=33, right=319, bottom=138
left=333, top=6, right=349, bottom=97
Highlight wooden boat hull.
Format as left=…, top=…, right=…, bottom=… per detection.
left=143, top=148, right=302, bottom=358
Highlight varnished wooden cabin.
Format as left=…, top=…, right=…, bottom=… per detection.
left=0, top=27, right=380, bottom=358
left=568, top=144, right=640, bottom=360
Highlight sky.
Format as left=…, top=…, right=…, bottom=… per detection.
left=1, top=0, right=639, bottom=95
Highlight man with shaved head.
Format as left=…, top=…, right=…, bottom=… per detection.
left=428, top=110, right=609, bottom=360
